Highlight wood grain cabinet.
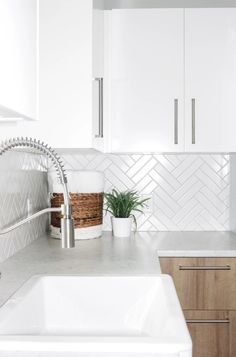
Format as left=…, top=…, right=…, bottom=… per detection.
left=184, top=310, right=236, bottom=357
left=160, top=257, right=236, bottom=357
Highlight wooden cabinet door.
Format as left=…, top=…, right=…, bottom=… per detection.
left=107, top=9, right=184, bottom=152
left=184, top=310, right=236, bottom=357
left=160, top=257, right=236, bottom=310
left=185, top=9, right=236, bottom=152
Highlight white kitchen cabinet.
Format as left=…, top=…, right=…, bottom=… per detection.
left=185, top=8, right=236, bottom=152
left=93, top=9, right=104, bottom=79
left=1, top=5, right=236, bottom=151
left=38, top=0, right=93, bottom=148
left=92, top=9, right=105, bottom=152
left=97, top=9, right=185, bottom=153
left=0, top=0, right=93, bottom=149
left=102, top=8, right=236, bottom=153
left=0, top=0, right=37, bottom=121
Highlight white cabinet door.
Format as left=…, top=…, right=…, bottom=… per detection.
left=185, top=9, right=236, bottom=152
left=92, top=9, right=105, bottom=152
left=108, top=9, right=184, bottom=152
left=38, top=0, right=93, bottom=148
left=0, top=0, right=93, bottom=148
left=0, top=0, right=37, bottom=120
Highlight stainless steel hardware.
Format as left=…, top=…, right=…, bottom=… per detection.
left=186, top=319, right=230, bottom=324
left=191, top=98, right=196, bottom=144
left=94, top=77, right=103, bottom=138
left=174, top=99, right=178, bottom=144
left=179, top=265, right=231, bottom=271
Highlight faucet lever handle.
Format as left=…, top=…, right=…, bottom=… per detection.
left=61, top=204, right=73, bottom=217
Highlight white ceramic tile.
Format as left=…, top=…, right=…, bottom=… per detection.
left=0, top=151, right=48, bottom=262
left=49, top=153, right=230, bottom=232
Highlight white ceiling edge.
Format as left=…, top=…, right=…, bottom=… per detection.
left=94, top=0, right=236, bottom=9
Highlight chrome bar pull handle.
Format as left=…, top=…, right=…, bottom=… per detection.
left=174, top=99, right=178, bottom=144
left=186, top=319, right=229, bottom=324
left=179, top=265, right=231, bottom=271
left=94, top=77, right=103, bottom=138
left=191, top=98, right=196, bottom=144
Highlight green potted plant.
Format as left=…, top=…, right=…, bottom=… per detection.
left=105, top=189, right=149, bottom=237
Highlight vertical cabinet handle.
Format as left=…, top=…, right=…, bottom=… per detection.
left=191, top=98, right=196, bottom=144
left=94, top=78, right=103, bottom=138
left=174, top=99, right=178, bottom=144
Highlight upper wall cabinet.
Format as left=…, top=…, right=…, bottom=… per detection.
left=0, top=0, right=37, bottom=121
left=94, top=9, right=185, bottom=152
left=95, top=8, right=236, bottom=153
left=92, top=9, right=105, bottom=152
left=185, top=9, right=236, bottom=152
left=0, top=0, right=93, bottom=148
left=38, top=0, right=93, bottom=148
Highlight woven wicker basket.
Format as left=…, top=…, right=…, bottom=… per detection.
left=50, top=192, right=104, bottom=238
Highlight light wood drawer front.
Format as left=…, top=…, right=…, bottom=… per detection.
left=160, top=257, right=236, bottom=310
left=184, top=310, right=234, bottom=357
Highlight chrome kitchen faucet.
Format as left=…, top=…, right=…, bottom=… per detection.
left=0, top=137, right=75, bottom=248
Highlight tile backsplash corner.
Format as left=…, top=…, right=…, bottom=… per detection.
left=0, top=151, right=48, bottom=263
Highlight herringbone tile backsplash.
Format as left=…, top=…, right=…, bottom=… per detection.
left=49, top=153, right=230, bottom=232
left=0, top=151, right=48, bottom=262
left=0, top=149, right=231, bottom=263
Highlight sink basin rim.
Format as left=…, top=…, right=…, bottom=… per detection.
left=0, top=274, right=192, bottom=354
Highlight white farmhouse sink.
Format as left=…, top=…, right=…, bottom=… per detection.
left=0, top=275, right=192, bottom=356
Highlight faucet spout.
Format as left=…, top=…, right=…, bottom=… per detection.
left=0, top=137, right=75, bottom=248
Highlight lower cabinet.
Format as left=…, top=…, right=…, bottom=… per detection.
left=159, top=257, right=236, bottom=310
left=160, top=257, right=236, bottom=357
left=184, top=310, right=236, bottom=357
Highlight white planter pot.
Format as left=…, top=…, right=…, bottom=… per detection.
left=111, top=217, right=133, bottom=237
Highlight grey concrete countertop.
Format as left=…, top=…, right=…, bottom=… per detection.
left=1, top=231, right=236, bottom=306
left=0, top=232, right=161, bottom=306
left=155, top=231, right=236, bottom=257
